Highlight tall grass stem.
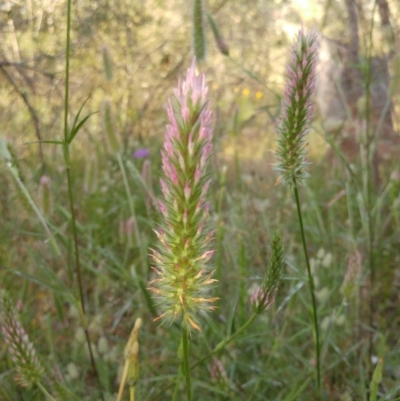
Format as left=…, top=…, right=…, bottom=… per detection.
left=63, top=0, right=104, bottom=398
left=293, top=179, right=321, bottom=393
left=182, top=327, right=192, bottom=401
left=37, top=382, right=57, bottom=401
left=149, top=313, right=258, bottom=401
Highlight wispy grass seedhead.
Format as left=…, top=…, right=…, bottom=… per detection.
left=275, top=28, right=318, bottom=187
left=250, top=231, right=284, bottom=314
left=149, top=59, right=217, bottom=332
left=0, top=290, right=44, bottom=388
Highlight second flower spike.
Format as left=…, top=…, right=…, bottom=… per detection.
left=275, top=28, right=319, bottom=187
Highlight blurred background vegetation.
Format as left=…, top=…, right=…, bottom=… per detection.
left=1, top=0, right=400, bottom=400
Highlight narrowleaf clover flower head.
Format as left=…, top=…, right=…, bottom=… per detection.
left=275, top=28, right=318, bottom=187
left=149, top=59, right=217, bottom=332
left=250, top=231, right=284, bottom=314
left=0, top=290, right=44, bottom=388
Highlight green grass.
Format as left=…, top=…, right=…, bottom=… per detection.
left=2, top=130, right=400, bottom=400
left=1, top=1, right=400, bottom=400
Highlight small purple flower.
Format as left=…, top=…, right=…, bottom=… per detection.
left=275, top=28, right=319, bottom=186
left=133, top=148, right=150, bottom=159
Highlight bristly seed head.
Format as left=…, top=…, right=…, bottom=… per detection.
left=149, top=59, right=217, bottom=332
left=0, top=290, right=44, bottom=388
left=275, top=28, right=319, bottom=187
left=250, top=231, right=285, bottom=314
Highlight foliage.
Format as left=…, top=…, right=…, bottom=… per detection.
left=1, top=0, right=400, bottom=400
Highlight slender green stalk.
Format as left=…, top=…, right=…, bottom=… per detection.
left=182, top=327, right=192, bottom=401
left=65, top=149, right=104, bottom=400
left=63, top=0, right=71, bottom=144
left=62, top=0, right=104, bottom=399
left=150, top=313, right=259, bottom=401
left=364, top=3, right=377, bottom=359
left=37, top=382, right=57, bottom=401
left=130, top=386, right=135, bottom=401
left=293, top=179, right=321, bottom=393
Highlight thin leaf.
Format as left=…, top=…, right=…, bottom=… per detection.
left=281, top=376, right=312, bottom=401
left=68, top=112, right=97, bottom=144
left=370, top=358, right=383, bottom=401
left=24, top=140, right=64, bottom=146
left=69, top=96, right=91, bottom=138
left=11, top=270, right=70, bottom=295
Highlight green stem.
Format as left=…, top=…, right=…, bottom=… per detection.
left=182, top=326, right=192, bottom=401
left=36, top=381, right=57, bottom=401
left=129, top=385, right=135, bottom=401
left=63, top=0, right=71, bottom=144
left=63, top=0, right=104, bottom=399
left=292, top=178, right=321, bottom=394
left=364, top=1, right=377, bottom=359
left=361, top=90, right=375, bottom=360
left=65, top=151, right=104, bottom=401
left=150, top=313, right=258, bottom=401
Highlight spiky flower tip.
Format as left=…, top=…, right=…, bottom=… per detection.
left=250, top=231, right=284, bottom=314
left=275, top=28, right=318, bottom=187
left=0, top=290, right=44, bottom=388
left=149, top=59, right=217, bottom=332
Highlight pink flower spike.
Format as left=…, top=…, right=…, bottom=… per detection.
left=181, top=97, right=190, bottom=122
left=194, top=164, right=201, bottom=184
left=160, top=178, right=169, bottom=198
left=200, top=143, right=212, bottom=168
left=201, top=179, right=211, bottom=197
left=159, top=201, right=168, bottom=218
left=199, top=250, right=214, bottom=262
left=150, top=58, right=215, bottom=332
left=184, top=182, right=191, bottom=201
